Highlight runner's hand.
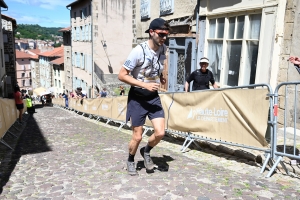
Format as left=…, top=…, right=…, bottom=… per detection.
left=144, top=82, right=160, bottom=91
left=289, top=56, right=300, bottom=65
left=160, top=76, right=166, bottom=85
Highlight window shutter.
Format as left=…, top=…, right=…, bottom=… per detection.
left=76, top=27, right=79, bottom=40
left=89, top=24, right=91, bottom=41
left=76, top=53, right=80, bottom=67
left=82, top=54, right=85, bottom=70
left=73, top=77, right=76, bottom=87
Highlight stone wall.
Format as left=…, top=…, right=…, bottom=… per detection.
left=3, top=29, right=16, bottom=98
left=277, top=0, right=300, bottom=128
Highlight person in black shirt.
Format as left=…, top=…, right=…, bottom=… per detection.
left=185, top=57, right=218, bottom=92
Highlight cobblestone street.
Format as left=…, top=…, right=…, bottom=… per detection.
left=0, top=105, right=299, bottom=199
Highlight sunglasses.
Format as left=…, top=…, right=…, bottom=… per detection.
left=153, top=30, right=169, bottom=38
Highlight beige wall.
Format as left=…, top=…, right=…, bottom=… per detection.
left=93, top=0, right=133, bottom=75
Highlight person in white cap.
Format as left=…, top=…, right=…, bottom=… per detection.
left=185, top=57, right=218, bottom=92
left=118, top=18, right=170, bottom=176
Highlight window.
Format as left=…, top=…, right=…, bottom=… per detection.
left=30, top=79, right=32, bottom=85
left=21, top=73, right=25, bottom=77
left=58, top=69, right=60, bottom=77
left=55, top=79, right=57, bottom=87
left=207, top=13, right=261, bottom=86
left=22, top=80, right=25, bottom=86
left=54, top=68, right=56, bottom=76
left=5, top=54, right=9, bottom=62
left=59, top=80, right=61, bottom=88
left=3, top=34, right=8, bottom=43
left=1, top=49, right=3, bottom=68
left=80, top=10, right=83, bottom=19
left=81, top=53, right=84, bottom=69
left=82, top=7, right=87, bottom=19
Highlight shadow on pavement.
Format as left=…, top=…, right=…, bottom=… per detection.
left=136, top=155, right=174, bottom=173
left=0, top=112, right=52, bottom=194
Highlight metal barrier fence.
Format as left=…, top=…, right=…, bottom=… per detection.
left=54, top=83, right=275, bottom=176
left=266, top=81, right=300, bottom=177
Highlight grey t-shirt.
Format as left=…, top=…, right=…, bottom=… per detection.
left=123, top=41, right=166, bottom=84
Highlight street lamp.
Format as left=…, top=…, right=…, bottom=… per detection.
left=101, top=40, right=113, bottom=74
left=101, top=40, right=107, bottom=50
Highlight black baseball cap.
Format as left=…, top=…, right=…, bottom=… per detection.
left=145, top=18, right=169, bottom=33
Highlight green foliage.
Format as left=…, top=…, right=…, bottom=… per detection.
left=15, top=24, right=63, bottom=40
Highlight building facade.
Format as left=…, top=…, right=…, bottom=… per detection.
left=59, top=27, right=72, bottom=94
left=27, top=49, right=41, bottom=91
left=133, top=0, right=300, bottom=127
left=67, top=0, right=133, bottom=97
left=134, top=0, right=198, bottom=92
left=67, top=0, right=93, bottom=97
left=0, top=0, right=8, bottom=97
left=50, top=57, right=65, bottom=97
left=15, top=50, right=32, bottom=92
left=38, top=46, right=64, bottom=90
left=1, top=13, right=17, bottom=98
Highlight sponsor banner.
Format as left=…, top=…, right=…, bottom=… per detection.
left=87, top=99, right=101, bottom=115
left=74, top=99, right=84, bottom=112
left=161, top=89, right=269, bottom=148
left=98, top=98, right=112, bottom=119
left=0, top=100, right=7, bottom=138
left=111, top=96, right=127, bottom=122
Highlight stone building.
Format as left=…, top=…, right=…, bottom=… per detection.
left=1, top=13, right=17, bottom=98
left=38, top=47, right=64, bottom=91
left=66, top=0, right=133, bottom=97
left=58, top=27, right=72, bottom=94
left=15, top=50, right=33, bottom=93
left=0, top=0, right=8, bottom=97
left=133, top=0, right=300, bottom=127
left=27, top=49, right=41, bottom=90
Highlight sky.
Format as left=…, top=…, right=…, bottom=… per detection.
left=3, top=0, right=75, bottom=28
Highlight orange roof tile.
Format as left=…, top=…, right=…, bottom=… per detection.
left=58, top=27, right=71, bottom=32
left=30, top=55, right=39, bottom=59
left=15, top=50, right=32, bottom=59
left=27, top=49, right=41, bottom=55
left=39, top=46, right=64, bottom=57
left=50, top=57, right=64, bottom=65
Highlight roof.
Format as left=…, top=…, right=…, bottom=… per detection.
left=0, top=0, right=8, bottom=8
left=1, top=14, right=16, bottom=22
left=66, top=0, right=85, bottom=7
left=15, top=50, right=32, bottom=59
left=39, top=46, right=64, bottom=57
left=58, top=27, right=71, bottom=32
left=30, top=55, right=39, bottom=60
left=50, top=57, right=64, bottom=65
left=27, top=49, right=41, bottom=55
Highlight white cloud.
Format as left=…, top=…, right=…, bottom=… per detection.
left=10, top=0, right=74, bottom=9
left=18, top=15, right=41, bottom=24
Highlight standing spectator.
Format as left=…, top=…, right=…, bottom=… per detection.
left=118, top=18, right=169, bottom=175
left=98, top=88, right=107, bottom=98
left=185, top=57, right=218, bottom=92
left=62, top=92, right=69, bottom=107
left=119, top=86, right=125, bottom=96
left=13, top=85, right=24, bottom=124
